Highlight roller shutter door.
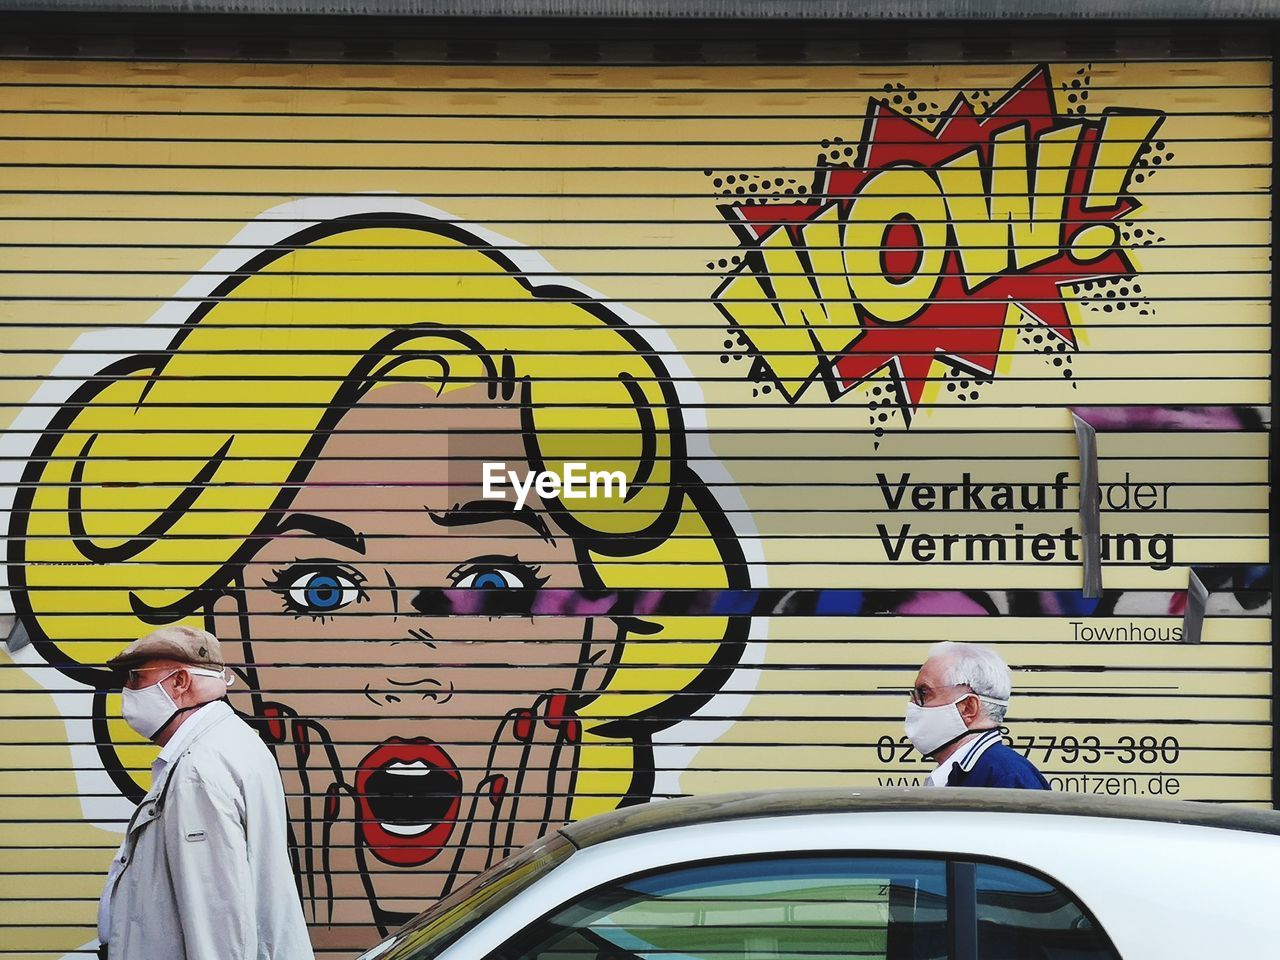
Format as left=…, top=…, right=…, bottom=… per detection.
left=0, top=19, right=1272, bottom=957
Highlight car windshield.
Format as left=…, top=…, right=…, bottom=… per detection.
left=355, top=832, right=576, bottom=960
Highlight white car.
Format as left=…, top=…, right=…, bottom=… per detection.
left=356, top=788, right=1280, bottom=960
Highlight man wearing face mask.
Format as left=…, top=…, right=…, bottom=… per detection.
left=96, top=626, right=312, bottom=960
left=905, top=641, right=1050, bottom=789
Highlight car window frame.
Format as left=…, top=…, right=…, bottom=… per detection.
left=963, top=856, right=1125, bottom=960
left=356, top=831, right=577, bottom=960
left=483, top=850, right=953, bottom=960
left=477, top=848, right=1125, bottom=960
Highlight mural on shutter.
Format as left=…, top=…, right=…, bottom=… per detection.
left=0, top=48, right=1270, bottom=956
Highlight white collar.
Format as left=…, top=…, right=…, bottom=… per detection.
left=156, top=699, right=228, bottom=767
left=926, top=728, right=1002, bottom=787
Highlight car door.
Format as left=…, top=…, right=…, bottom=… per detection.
left=482, top=854, right=1124, bottom=960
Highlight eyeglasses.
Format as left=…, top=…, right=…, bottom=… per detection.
left=121, top=666, right=176, bottom=689
left=118, top=665, right=229, bottom=689
left=909, top=682, right=972, bottom=707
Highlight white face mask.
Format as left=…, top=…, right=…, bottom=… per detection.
left=121, top=667, right=231, bottom=740
left=904, top=693, right=1009, bottom=758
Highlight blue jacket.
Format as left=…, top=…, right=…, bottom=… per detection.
left=946, top=732, right=1051, bottom=789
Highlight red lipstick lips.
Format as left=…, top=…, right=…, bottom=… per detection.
left=355, top=738, right=462, bottom=867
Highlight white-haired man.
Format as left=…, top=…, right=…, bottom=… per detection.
left=906, top=641, right=1049, bottom=789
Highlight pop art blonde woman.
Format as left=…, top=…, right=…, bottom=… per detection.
left=9, top=213, right=749, bottom=949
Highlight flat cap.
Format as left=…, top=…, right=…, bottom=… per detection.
left=107, top=625, right=225, bottom=671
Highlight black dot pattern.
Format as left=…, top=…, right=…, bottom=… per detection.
left=1131, top=140, right=1176, bottom=186
left=718, top=326, right=753, bottom=371
left=967, top=88, right=996, bottom=115
left=1059, top=65, right=1092, bottom=116
left=705, top=168, right=808, bottom=202
left=1018, top=319, right=1079, bottom=388
left=940, top=363, right=994, bottom=403
left=704, top=254, right=743, bottom=273
left=881, top=81, right=941, bottom=120
left=1120, top=219, right=1168, bottom=248
left=819, top=135, right=859, bottom=166
left=1074, top=277, right=1154, bottom=318
left=741, top=352, right=778, bottom=399
left=864, top=379, right=906, bottom=446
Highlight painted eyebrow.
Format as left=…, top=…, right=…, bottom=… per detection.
left=274, top=513, right=367, bottom=554
left=427, top=499, right=555, bottom=545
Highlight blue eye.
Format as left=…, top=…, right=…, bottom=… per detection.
left=446, top=558, right=551, bottom=617
left=302, top=573, right=344, bottom=609
left=454, top=568, right=525, bottom=590
left=448, top=558, right=549, bottom=593
left=269, top=565, right=366, bottom=616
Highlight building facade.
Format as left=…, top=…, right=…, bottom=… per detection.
left=0, top=5, right=1274, bottom=956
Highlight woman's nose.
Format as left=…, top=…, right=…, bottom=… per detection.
left=382, top=675, right=451, bottom=705
left=364, top=634, right=452, bottom=706
left=366, top=671, right=452, bottom=705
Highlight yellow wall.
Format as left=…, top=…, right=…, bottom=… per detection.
left=0, top=53, right=1270, bottom=957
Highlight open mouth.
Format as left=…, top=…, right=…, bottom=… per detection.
left=355, top=739, right=462, bottom=867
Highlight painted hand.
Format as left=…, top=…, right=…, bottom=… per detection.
left=256, top=701, right=374, bottom=939
left=442, top=692, right=582, bottom=897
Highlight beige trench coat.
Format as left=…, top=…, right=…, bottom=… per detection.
left=102, top=701, right=313, bottom=960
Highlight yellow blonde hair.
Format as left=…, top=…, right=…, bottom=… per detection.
left=12, top=215, right=747, bottom=815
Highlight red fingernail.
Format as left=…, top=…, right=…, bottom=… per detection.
left=564, top=718, right=582, bottom=744
left=292, top=720, right=310, bottom=763
left=545, top=694, right=568, bottom=729
left=513, top=709, right=534, bottom=742
left=324, top=784, right=340, bottom=821
left=489, top=775, right=508, bottom=807
left=260, top=705, right=285, bottom=743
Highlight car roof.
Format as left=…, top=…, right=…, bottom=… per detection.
left=558, top=788, right=1280, bottom=849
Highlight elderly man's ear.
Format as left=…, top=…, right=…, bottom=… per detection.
left=168, top=667, right=194, bottom=701
left=958, top=693, right=986, bottom=727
